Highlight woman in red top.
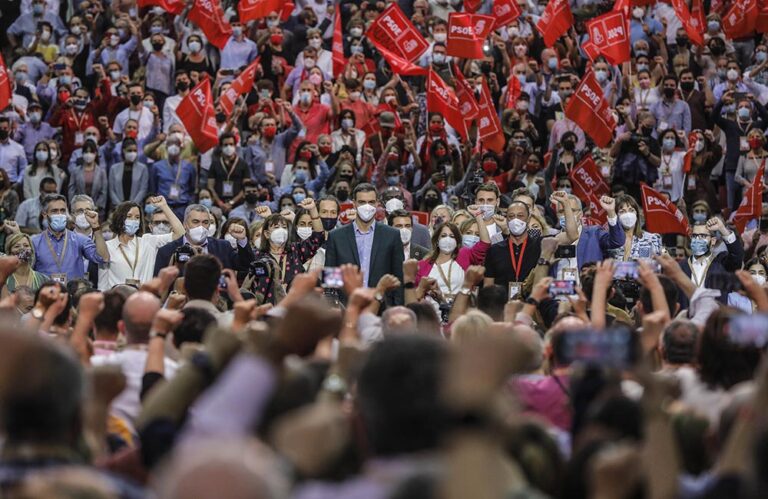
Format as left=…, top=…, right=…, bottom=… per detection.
left=50, top=86, right=96, bottom=165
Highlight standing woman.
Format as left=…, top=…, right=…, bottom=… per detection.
left=656, top=129, right=687, bottom=203
left=611, top=194, right=663, bottom=260
left=415, top=209, right=491, bottom=299
left=98, top=197, right=185, bottom=290
left=0, top=170, right=20, bottom=253
left=69, top=140, right=108, bottom=213
left=24, top=141, right=64, bottom=199
left=2, top=233, right=49, bottom=296
left=684, top=130, right=723, bottom=212
left=735, top=128, right=768, bottom=194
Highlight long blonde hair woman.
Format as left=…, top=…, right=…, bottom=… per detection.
left=3, top=233, right=49, bottom=296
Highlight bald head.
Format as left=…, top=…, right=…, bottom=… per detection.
left=121, top=291, right=161, bottom=344
left=512, top=325, right=543, bottom=372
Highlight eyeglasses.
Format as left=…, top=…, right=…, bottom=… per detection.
left=690, top=233, right=710, bottom=240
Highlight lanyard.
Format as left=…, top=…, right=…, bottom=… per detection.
left=118, top=237, right=140, bottom=277
left=44, top=231, right=69, bottom=272
left=435, top=259, right=454, bottom=295
left=508, top=237, right=528, bottom=282
left=70, top=109, right=85, bottom=130
left=689, top=254, right=713, bottom=288
left=223, top=156, right=238, bottom=180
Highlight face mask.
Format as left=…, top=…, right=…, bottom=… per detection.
left=294, top=170, right=308, bottom=184
left=306, top=72, right=323, bottom=85
left=319, top=144, right=332, bottom=155
left=293, top=226, right=311, bottom=241
left=200, top=198, right=213, bottom=208
left=110, top=70, right=121, bottom=81
left=692, top=212, right=707, bottom=223
left=0, top=130, right=8, bottom=141
left=320, top=217, right=337, bottom=231
left=738, top=107, right=751, bottom=120
left=152, top=41, right=164, bottom=51
left=35, top=150, right=48, bottom=162
left=636, top=63, right=649, bottom=72
left=595, top=70, right=608, bottom=83
left=723, top=104, right=735, bottom=114
left=694, top=140, right=705, bottom=153
left=386, top=175, right=399, bottom=186
left=690, top=238, right=710, bottom=256
left=152, top=222, right=171, bottom=235
left=269, top=227, right=288, bottom=245
left=48, top=214, right=68, bottom=232
left=708, top=21, right=720, bottom=31
left=385, top=198, right=404, bottom=213
left=189, top=41, right=202, bottom=53
left=293, top=192, right=306, bottom=203
left=342, top=118, right=354, bottom=129
left=559, top=187, right=572, bottom=195
left=619, top=212, right=637, bottom=229
left=363, top=79, right=377, bottom=90
left=516, top=101, right=529, bottom=112
left=188, top=225, right=208, bottom=243
left=75, top=213, right=91, bottom=230
left=130, top=94, right=142, bottom=106
left=270, top=34, right=284, bottom=45
left=309, top=38, right=322, bottom=49
left=33, top=3, right=44, bottom=15
left=207, top=223, right=217, bottom=237
left=433, top=32, right=447, bottom=43
left=462, top=234, right=480, bottom=248
left=243, top=192, right=258, bottom=205
left=336, top=189, right=349, bottom=201
left=356, top=204, right=376, bottom=222
left=751, top=137, right=764, bottom=150
left=438, top=236, right=457, bottom=253
left=83, top=152, right=96, bottom=164
left=433, top=53, right=446, bottom=64
left=727, top=69, right=740, bottom=81
left=299, top=91, right=313, bottom=105
left=663, top=138, right=676, bottom=150
left=124, top=219, right=140, bottom=235
left=753, top=274, right=767, bottom=286
left=398, top=227, right=412, bottom=245
left=222, top=145, right=236, bottom=157
left=167, top=144, right=181, bottom=156
left=350, top=27, right=363, bottom=37
left=632, top=7, right=644, bottom=18
left=262, top=126, right=277, bottom=139
left=663, top=87, right=676, bottom=99
left=232, top=27, right=243, bottom=37
left=110, top=35, right=120, bottom=46
left=224, top=233, right=238, bottom=248
left=562, top=140, right=575, bottom=152
left=680, top=81, right=694, bottom=92
left=758, top=51, right=768, bottom=62
left=676, top=37, right=689, bottom=47
left=508, top=218, right=528, bottom=236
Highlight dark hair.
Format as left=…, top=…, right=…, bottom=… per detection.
left=698, top=308, right=761, bottom=390
left=39, top=177, right=57, bottom=192
left=475, top=182, right=500, bottom=199
left=221, top=217, right=251, bottom=243
left=387, top=209, right=411, bottom=226
left=317, top=195, right=340, bottom=214
left=184, top=254, right=222, bottom=301
left=172, top=307, right=216, bottom=348
left=477, top=285, right=507, bottom=321
left=639, top=275, right=678, bottom=318
left=93, top=289, right=128, bottom=335
left=109, top=201, right=143, bottom=236
left=662, top=320, right=699, bottom=365
left=427, top=222, right=461, bottom=263
left=219, top=131, right=236, bottom=145
left=357, top=336, right=450, bottom=456
left=352, top=182, right=378, bottom=202
left=258, top=213, right=290, bottom=252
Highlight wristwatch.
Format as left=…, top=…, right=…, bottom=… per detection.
left=525, top=297, right=540, bottom=307
left=458, top=286, right=472, bottom=296
left=149, top=330, right=168, bottom=340
left=537, top=258, right=550, bottom=266
left=374, top=291, right=384, bottom=302
left=404, top=282, right=416, bottom=289
left=31, top=307, right=45, bottom=320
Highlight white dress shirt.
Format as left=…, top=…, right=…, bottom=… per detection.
left=98, top=232, right=175, bottom=290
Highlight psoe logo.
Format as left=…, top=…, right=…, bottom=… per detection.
left=383, top=16, right=403, bottom=37
left=474, top=19, right=486, bottom=34
left=403, top=39, right=418, bottom=53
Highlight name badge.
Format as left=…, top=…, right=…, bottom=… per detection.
left=222, top=180, right=234, bottom=197
left=687, top=175, right=697, bottom=190
left=125, top=278, right=141, bottom=287
left=508, top=282, right=522, bottom=300
left=600, top=165, right=611, bottom=178
left=169, top=183, right=181, bottom=199
left=658, top=120, right=669, bottom=132
left=741, top=137, right=749, bottom=151
left=662, top=174, right=673, bottom=189
left=562, top=268, right=577, bottom=281
left=265, top=160, right=275, bottom=174
left=555, top=111, right=564, bottom=122
left=51, top=273, right=67, bottom=284
left=74, top=132, right=84, bottom=146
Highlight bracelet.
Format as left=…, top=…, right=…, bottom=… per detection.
left=149, top=330, right=168, bottom=339
left=404, top=281, right=416, bottom=289
left=525, top=297, right=540, bottom=307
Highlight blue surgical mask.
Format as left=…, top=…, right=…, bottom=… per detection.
left=294, top=170, right=307, bottom=183
left=124, top=219, right=140, bottom=235
left=144, top=204, right=156, bottom=215
left=559, top=216, right=567, bottom=229
left=548, top=57, right=558, bottom=70
left=462, top=234, right=480, bottom=248
left=293, top=192, right=306, bottom=203
left=758, top=51, right=768, bottom=62
left=692, top=212, right=707, bottom=222
left=723, top=103, right=736, bottom=114
left=48, top=214, right=68, bottom=232
left=636, top=63, right=649, bottom=72
left=738, top=107, right=751, bottom=120
left=386, top=175, right=399, bottom=186
left=663, top=137, right=676, bottom=150
left=200, top=198, right=213, bottom=208
left=708, top=20, right=720, bottom=31
left=691, top=238, right=710, bottom=256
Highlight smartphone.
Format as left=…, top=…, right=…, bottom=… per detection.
left=218, top=274, right=228, bottom=290
left=555, top=245, right=576, bottom=259
left=322, top=267, right=344, bottom=289
left=613, top=261, right=639, bottom=280
left=549, top=280, right=575, bottom=297
left=560, top=328, right=636, bottom=368
left=728, top=314, right=768, bottom=348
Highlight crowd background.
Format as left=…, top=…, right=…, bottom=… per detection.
left=1, top=0, right=768, bottom=497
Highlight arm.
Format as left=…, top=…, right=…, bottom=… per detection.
left=552, top=191, right=578, bottom=244
left=590, top=260, right=615, bottom=330
left=153, top=196, right=184, bottom=240
left=448, top=266, right=485, bottom=324
left=83, top=210, right=110, bottom=262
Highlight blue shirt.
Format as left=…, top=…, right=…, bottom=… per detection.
left=649, top=99, right=692, bottom=133
left=14, top=122, right=57, bottom=162
left=354, top=222, right=375, bottom=287
left=86, top=37, right=138, bottom=77
left=32, top=229, right=106, bottom=281
left=220, top=36, right=258, bottom=70
left=0, top=139, right=28, bottom=184
left=149, top=159, right=196, bottom=207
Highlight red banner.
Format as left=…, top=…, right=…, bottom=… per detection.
left=239, top=0, right=282, bottom=23
left=427, top=70, right=465, bottom=140
left=690, top=0, right=706, bottom=35
left=733, top=165, right=765, bottom=232
left=504, top=75, right=522, bottom=109
left=758, top=0, right=768, bottom=33
left=367, top=3, right=429, bottom=63
left=564, top=70, right=617, bottom=147
left=722, top=0, right=757, bottom=39
left=491, top=0, right=522, bottom=29
left=333, top=8, right=346, bottom=78
left=0, top=54, right=11, bottom=112
left=453, top=65, right=480, bottom=121
left=476, top=78, right=505, bottom=153
left=138, top=0, right=185, bottom=14
left=220, top=57, right=259, bottom=117
left=585, top=10, right=631, bottom=65
left=189, top=0, right=232, bottom=50
left=369, top=38, right=428, bottom=76
left=568, top=154, right=610, bottom=224
left=177, top=78, right=219, bottom=153
left=671, top=0, right=705, bottom=46
left=446, top=13, right=495, bottom=59
left=536, top=0, right=573, bottom=46
left=640, top=183, right=690, bottom=234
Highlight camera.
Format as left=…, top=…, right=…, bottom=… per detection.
left=249, top=256, right=274, bottom=278
left=174, top=244, right=195, bottom=264
left=16, top=249, right=31, bottom=263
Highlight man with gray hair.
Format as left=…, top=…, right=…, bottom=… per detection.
left=70, top=194, right=99, bottom=287
left=153, top=203, right=255, bottom=275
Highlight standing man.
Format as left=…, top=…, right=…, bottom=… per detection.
left=325, top=183, right=404, bottom=305
left=29, top=194, right=109, bottom=283
left=149, top=135, right=196, bottom=220
left=650, top=74, right=692, bottom=133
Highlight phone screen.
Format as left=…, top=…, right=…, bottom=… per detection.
left=561, top=328, right=635, bottom=368
left=728, top=314, right=768, bottom=348
left=613, top=261, right=639, bottom=280
left=322, top=267, right=343, bottom=289
left=549, top=280, right=575, bottom=297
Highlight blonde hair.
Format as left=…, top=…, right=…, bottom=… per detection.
left=5, top=233, right=35, bottom=267
left=451, top=310, right=493, bottom=345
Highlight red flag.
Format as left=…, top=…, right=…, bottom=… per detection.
left=176, top=78, right=219, bottom=153
left=567, top=154, right=610, bottom=224
left=640, top=183, right=690, bottom=234
left=220, top=57, right=260, bottom=117
left=683, top=133, right=698, bottom=173
left=536, top=0, right=573, bottom=47
left=690, top=0, right=706, bottom=35
left=581, top=39, right=600, bottom=62
left=332, top=8, right=347, bottom=78
left=564, top=70, right=617, bottom=147
left=758, top=0, right=768, bottom=33
left=0, top=54, right=11, bottom=112
left=585, top=10, right=631, bottom=65
left=476, top=78, right=505, bottom=153
left=722, top=0, right=758, bottom=39
left=427, top=70, right=465, bottom=139
left=504, top=75, right=522, bottom=109
left=367, top=3, right=430, bottom=63
left=671, top=0, right=705, bottom=46
left=189, top=0, right=232, bottom=50
left=491, top=0, right=522, bottom=29
left=733, top=165, right=765, bottom=232
left=446, top=13, right=495, bottom=59
left=464, top=0, right=483, bottom=13
left=613, top=0, right=629, bottom=12
left=280, top=1, right=294, bottom=21
left=369, top=38, right=428, bottom=76
left=138, top=0, right=185, bottom=14
left=453, top=66, right=480, bottom=120
left=239, top=0, right=282, bottom=23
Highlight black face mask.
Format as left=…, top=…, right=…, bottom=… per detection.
left=129, top=94, right=142, bottom=106
left=562, top=140, right=575, bottom=151
left=0, top=130, right=8, bottom=140
left=339, top=174, right=353, bottom=183
left=321, top=217, right=337, bottom=231
left=680, top=81, right=694, bottom=92
left=176, top=81, right=189, bottom=92
left=244, top=192, right=258, bottom=204
left=676, top=38, right=689, bottom=48
left=760, top=217, right=768, bottom=231
left=336, top=189, right=349, bottom=201
left=424, top=196, right=439, bottom=208
left=663, top=87, right=676, bottom=99
left=152, top=42, right=164, bottom=51
left=710, top=45, right=725, bottom=56
left=641, top=126, right=653, bottom=135
left=215, top=112, right=226, bottom=123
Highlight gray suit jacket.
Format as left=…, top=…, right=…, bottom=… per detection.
left=109, top=162, right=149, bottom=208
left=68, top=165, right=108, bottom=211
left=412, top=222, right=431, bottom=249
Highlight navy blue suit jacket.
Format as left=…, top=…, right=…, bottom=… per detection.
left=153, top=237, right=255, bottom=276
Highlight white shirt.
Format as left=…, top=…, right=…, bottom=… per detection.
left=98, top=232, right=175, bottom=290
left=162, top=94, right=186, bottom=134
left=113, top=106, right=155, bottom=140
left=91, top=348, right=178, bottom=429
left=428, top=259, right=464, bottom=297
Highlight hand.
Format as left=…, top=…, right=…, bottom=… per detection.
left=2, top=221, right=19, bottom=234
left=228, top=224, right=247, bottom=241
left=298, top=198, right=316, bottom=212
left=638, top=141, right=649, bottom=156
left=255, top=205, right=272, bottom=218
left=416, top=277, right=437, bottom=301
left=567, top=288, right=589, bottom=321
left=232, top=298, right=272, bottom=331
left=375, top=274, right=401, bottom=294
left=85, top=209, right=100, bottom=229
left=348, top=287, right=376, bottom=310
left=530, top=276, right=553, bottom=302
left=387, top=136, right=398, bottom=147
left=166, top=292, right=187, bottom=310
left=641, top=309, right=670, bottom=353
left=77, top=291, right=104, bottom=320
left=340, top=264, right=363, bottom=297
left=594, top=259, right=615, bottom=288
left=280, top=209, right=296, bottom=223
left=97, top=116, right=109, bottom=128
left=599, top=195, right=616, bottom=217
left=403, top=259, right=419, bottom=282
left=462, top=265, right=485, bottom=289
left=590, top=444, right=642, bottom=499
left=36, top=285, right=61, bottom=310
left=706, top=217, right=727, bottom=235
left=493, top=214, right=509, bottom=234
left=550, top=190, right=569, bottom=206
left=637, top=259, right=661, bottom=290
left=540, top=237, right=559, bottom=259
left=504, top=300, right=524, bottom=322
left=157, top=266, right=180, bottom=295
left=737, top=269, right=767, bottom=302
left=655, top=253, right=683, bottom=278
left=282, top=100, right=293, bottom=112
left=149, top=195, right=168, bottom=209
left=151, top=308, right=184, bottom=334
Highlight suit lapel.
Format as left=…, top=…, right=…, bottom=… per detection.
left=369, top=224, right=381, bottom=274
left=347, top=224, right=361, bottom=266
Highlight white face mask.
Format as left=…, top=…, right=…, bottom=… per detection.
left=224, top=233, right=238, bottom=248
left=508, top=218, right=528, bottom=236
left=82, top=152, right=96, bottom=164
left=207, top=223, right=216, bottom=237
left=619, top=211, right=637, bottom=229
left=152, top=222, right=171, bottom=235
left=438, top=236, right=457, bottom=254
left=356, top=204, right=377, bottom=222
left=478, top=204, right=495, bottom=220
left=754, top=274, right=767, bottom=286
left=727, top=68, right=740, bottom=81
left=270, top=227, right=288, bottom=245
left=385, top=198, right=404, bottom=213
left=399, top=227, right=412, bottom=245
left=75, top=213, right=91, bottom=230
left=188, top=225, right=207, bottom=243
left=222, top=145, right=236, bottom=157
left=296, top=227, right=313, bottom=240
left=433, top=32, right=446, bottom=43
left=124, top=151, right=138, bottom=163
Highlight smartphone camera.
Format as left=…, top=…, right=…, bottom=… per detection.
left=322, top=267, right=343, bottom=289
left=218, top=274, right=228, bottom=290
left=548, top=280, right=575, bottom=298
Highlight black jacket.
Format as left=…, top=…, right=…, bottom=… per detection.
left=153, top=237, right=255, bottom=276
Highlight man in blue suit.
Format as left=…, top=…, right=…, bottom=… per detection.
left=552, top=194, right=625, bottom=280
left=153, top=204, right=255, bottom=275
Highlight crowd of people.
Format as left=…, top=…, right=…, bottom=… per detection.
left=1, top=0, right=768, bottom=497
